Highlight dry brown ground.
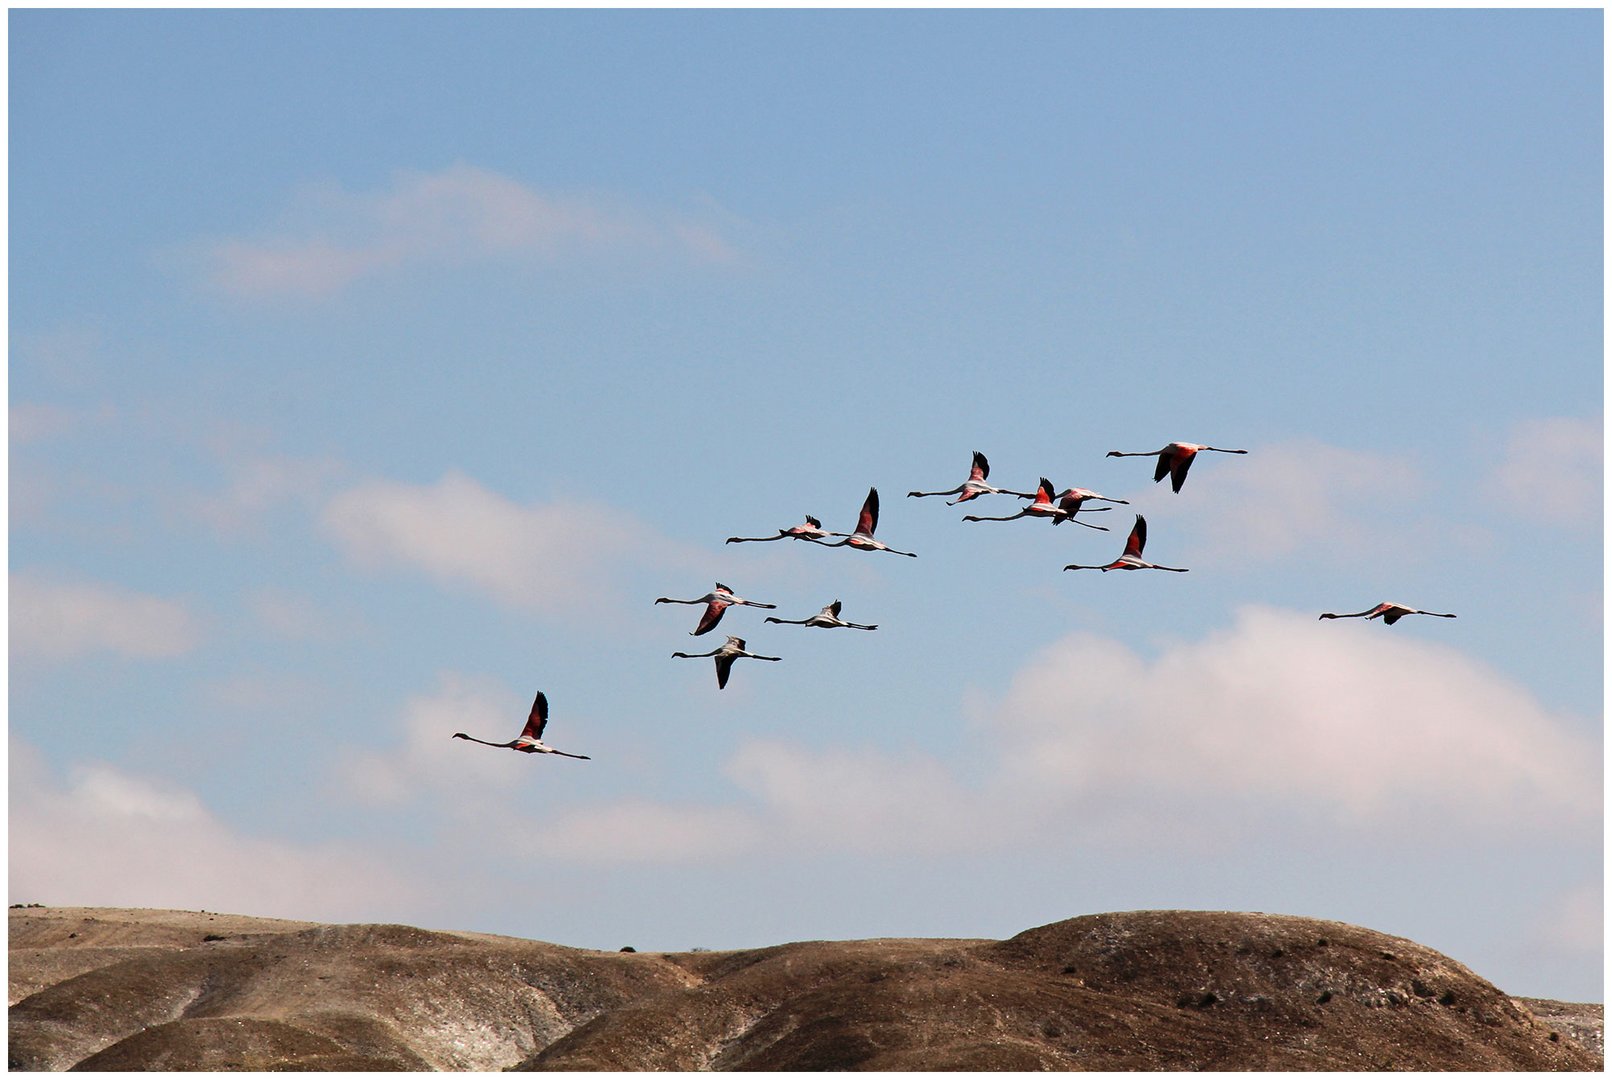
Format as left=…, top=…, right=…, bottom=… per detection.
left=8, top=905, right=1600, bottom=1071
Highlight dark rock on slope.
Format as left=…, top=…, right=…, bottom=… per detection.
left=9, top=906, right=1600, bottom=1071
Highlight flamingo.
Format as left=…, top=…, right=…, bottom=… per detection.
left=1063, top=514, right=1188, bottom=572
left=672, top=635, right=782, bottom=689
left=451, top=690, right=590, bottom=759
left=963, top=477, right=1111, bottom=530
left=654, top=582, right=777, bottom=636
left=1106, top=442, right=1248, bottom=493
left=765, top=599, right=878, bottom=631
left=811, top=488, right=918, bottom=557
left=1319, top=603, right=1456, bottom=625
left=726, top=514, right=844, bottom=545
left=907, top=451, right=1034, bottom=505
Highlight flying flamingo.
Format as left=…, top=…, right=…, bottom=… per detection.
left=811, top=488, right=918, bottom=557
left=908, top=451, right=1034, bottom=505
left=964, top=477, right=1111, bottom=530
left=1051, top=486, right=1129, bottom=525
left=725, top=514, right=844, bottom=545
left=765, top=599, right=878, bottom=631
left=451, top=690, right=590, bottom=759
left=1063, top=514, right=1188, bottom=572
left=654, top=583, right=777, bottom=636
left=1319, top=603, right=1457, bottom=625
left=672, top=635, right=782, bottom=689
left=1105, top=441, right=1248, bottom=493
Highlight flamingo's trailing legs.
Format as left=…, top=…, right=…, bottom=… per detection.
left=1063, top=514, right=1188, bottom=572
left=451, top=691, right=590, bottom=759
left=726, top=515, right=843, bottom=545
left=964, top=477, right=1111, bottom=530
left=1105, top=442, right=1247, bottom=493
left=908, top=451, right=1035, bottom=505
left=654, top=583, right=777, bottom=636
left=672, top=635, right=782, bottom=689
left=811, top=488, right=918, bottom=557
left=1319, top=603, right=1456, bottom=625
left=765, top=599, right=878, bottom=631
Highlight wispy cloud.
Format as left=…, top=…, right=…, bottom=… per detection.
left=10, top=573, right=201, bottom=663
left=190, top=453, right=348, bottom=535
left=321, top=471, right=681, bottom=616
left=200, top=164, right=739, bottom=299
left=8, top=740, right=421, bottom=923
left=1492, top=416, right=1602, bottom=526
left=10, top=402, right=117, bottom=445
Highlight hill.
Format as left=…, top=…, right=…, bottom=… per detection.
left=8, top=906, right=1600, bottom=1071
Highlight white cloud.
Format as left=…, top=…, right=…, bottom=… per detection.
left=202, top=164, right=738, bottom=298
left=1492, top=416, right=1602, bottom=525
left=10, top=573, right=201, bottom=663
left=8, top=740, right=420, bottom=923
left=342, top=673, right=537, bottom=806
left=982, top=607, right=1599, bottom=834
left=321, top=471, right=672, bottom=616
left=507, top=606, right=1598, bottom=864
left=1168, top=438, right=1426, bottom=565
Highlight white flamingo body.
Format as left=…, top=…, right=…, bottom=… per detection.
left=452, top=690, right=590, bottom=759
left=1064, top=514, right=1188, bottom=572
left=655, top=582, right=777, bottom=636
left=1319, top=602, right=1456, bottom=625
left=672, top=635, right=782, bottom=689
left=765, top=599, right=877, bottom=631
left=908, top=451, right=1035, bottom=505
left=813, top=487, right=918, bottom=557
left=1106, top=441, right=1247, bottom=493
left=726, top=514, right=844, bottom=545
left=964, top=477, right=1110, bottom=530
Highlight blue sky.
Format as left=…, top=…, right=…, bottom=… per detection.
left=9, top=9, right=1602, bottom=1002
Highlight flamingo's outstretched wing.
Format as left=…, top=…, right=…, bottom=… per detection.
left=1167, top=450, right=1196, bottom=492
left=520, top=691, right=549, bottom=741
left=969, top=451, right=989, bottom=482
left=1124, top=515, right=1148, bottom=558
left=693, top=600, right=730, bottom=636
left=855, top=488, right=880, bottom=536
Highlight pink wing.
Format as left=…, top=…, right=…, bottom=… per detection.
left=520, top=691, right=549, bottom=741
left=855, top=488, right=879, bottom=536
left=1124, top=515, right=1147, bottom=558
left=693, top=600, right=731, bottom=636
left=969, top=451, right=989, bottom=482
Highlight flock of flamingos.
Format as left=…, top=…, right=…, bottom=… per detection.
left=452, top=441, right=1457, bottom=760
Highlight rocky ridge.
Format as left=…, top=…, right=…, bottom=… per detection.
left=8, top=906, right=1600, bottom=1071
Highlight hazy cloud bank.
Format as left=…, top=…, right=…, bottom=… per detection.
left=200, top=164, right=739, bottom=298
left=10, top=573, right=201, bottom=663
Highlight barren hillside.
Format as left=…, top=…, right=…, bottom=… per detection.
left=8, top=906, right=1600, bottom=1071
